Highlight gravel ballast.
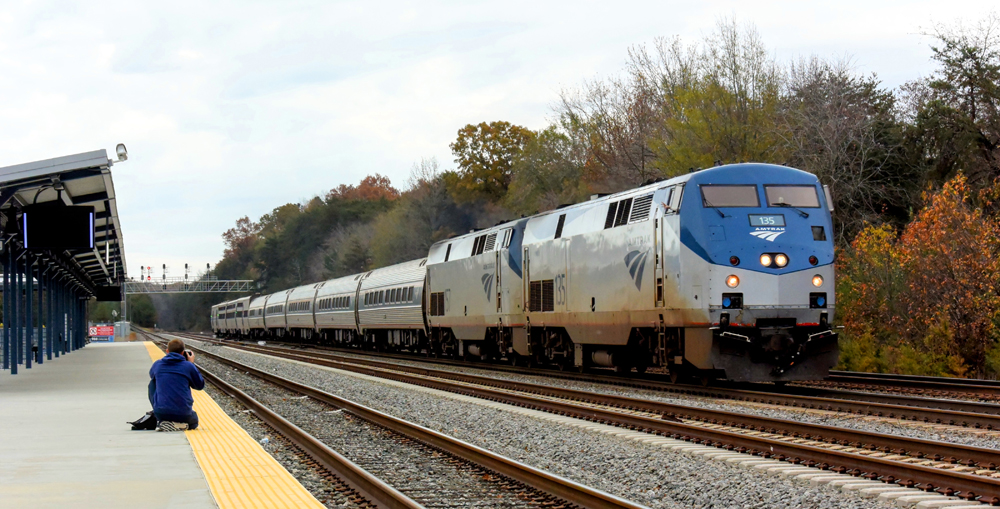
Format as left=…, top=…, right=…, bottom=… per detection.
left=199, top=355, right=558, bottom=509
left=185, top=338, right=894, bottom=509
left=203, top=384, right=365, bottom=508
left=270, top=345, right=1000, bottom=450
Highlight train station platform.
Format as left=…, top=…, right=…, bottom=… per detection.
left=0, top=342, right=217, bottom=508
left=0, top=340, right=326, bottom=509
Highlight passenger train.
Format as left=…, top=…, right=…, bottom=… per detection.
left=212, top=163, right=839, bottom=382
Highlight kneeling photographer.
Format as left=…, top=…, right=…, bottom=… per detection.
left=148, top=338, right=205, bottom=431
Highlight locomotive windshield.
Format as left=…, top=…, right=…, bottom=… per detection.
left=700, top=185, right=760, bottom=207
left=765, top=185, right=820, bottom=208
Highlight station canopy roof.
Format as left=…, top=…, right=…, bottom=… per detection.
left=0, top=149, right=126, bottom=296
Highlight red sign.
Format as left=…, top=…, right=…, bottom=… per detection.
left=89, top=326, right=114, bottom=336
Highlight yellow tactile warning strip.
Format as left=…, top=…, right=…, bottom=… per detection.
left=144, top=341, right=325, bottom=509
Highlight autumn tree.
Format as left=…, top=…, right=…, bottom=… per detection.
left=446, top=121, right=535, bottom=203
left=221, top=216, right=261, bottom=267
left=838, top=175, right=1000, bottom=376
left=897, top=175, right=1000, bottom=373
left=327, top=174, right=400, bottom=201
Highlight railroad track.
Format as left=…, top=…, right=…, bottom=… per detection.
left=171, top=331, right=1000, bottom=421
left=829, top=371, right=1000, bottom=388
left=805, top=371, right=1000, bottom=403
left=143, top=331, right=647, bottom=509
left=171, top=331, right=1000, bottom=430
left=164, top=331, right=1000, bottom=504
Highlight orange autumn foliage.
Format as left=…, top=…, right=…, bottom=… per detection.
left=327, top=174, right=400, bottom=202
left=838, top=175, right=1000, bottom=376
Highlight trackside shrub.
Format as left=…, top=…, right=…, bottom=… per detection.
left=837, top=174, right=1000, bottom=378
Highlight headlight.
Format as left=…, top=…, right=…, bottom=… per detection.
left=774, top=253, right=788, bottom=267
left=812, top=275, right=824, bottom=287
left=726, top=275, right=739, bottom=288
left=760, top=254, right=772, bottom=267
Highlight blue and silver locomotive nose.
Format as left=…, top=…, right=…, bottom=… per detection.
left=680, top=164, right=838, bottom=381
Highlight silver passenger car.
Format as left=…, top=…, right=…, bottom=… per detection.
left=357, top=259, right=427, bottom=351
left=314, top=274, right=365, bottom=344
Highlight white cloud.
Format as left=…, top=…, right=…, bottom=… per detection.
left=0, top=0, right=994, bottom=276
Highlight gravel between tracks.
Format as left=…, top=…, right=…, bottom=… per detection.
left=272, top=345, right=1000, bottom=451
left=203, top=384, right=364, bottom=508
left=187, top=339, right=890, bottom=509
left=199, top=355, right=553, bottom=509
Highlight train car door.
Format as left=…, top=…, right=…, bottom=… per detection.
left=495, top=228, right=513, bottom=314
left=495, top=250, right=503, bottom=313
left=654, top=207, right=664, bottom=308
left=661, top=184, right=684, bottom=310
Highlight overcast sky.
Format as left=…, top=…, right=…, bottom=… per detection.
left=0, top=1, right=994, bottom=279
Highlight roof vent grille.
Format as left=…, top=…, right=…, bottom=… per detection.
left=629, top=194, right=653, bottom=223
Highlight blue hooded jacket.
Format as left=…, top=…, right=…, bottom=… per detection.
left=149, top=352, right=205, bottom=417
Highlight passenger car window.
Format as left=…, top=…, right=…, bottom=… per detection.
left=765, top=185, right=820, bottom=208
left=700, top=185, right=759, bottom=207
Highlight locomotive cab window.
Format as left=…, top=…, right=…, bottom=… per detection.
left=765, top=185, right=820, bottom=208
left=700, top=185, right=760, bottom=207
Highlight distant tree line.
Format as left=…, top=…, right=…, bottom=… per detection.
left=152, top=15, right=1000, bottom=377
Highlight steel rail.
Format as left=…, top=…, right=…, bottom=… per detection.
left=184, top=338, right=1000, bottom=504
left=830, top=371, right=1000, bottom=389
left=143, top=333, right=421, bottom=509
left=824, top=373, right=1000, bottom=398
left=153, top=334, right=650, bottom=509
left=173, top=331, right=1000, bottom=419
left=199, top=341, right=1000, bottom=470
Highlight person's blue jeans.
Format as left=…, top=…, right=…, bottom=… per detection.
left=148, top=379, right=199, bottom=429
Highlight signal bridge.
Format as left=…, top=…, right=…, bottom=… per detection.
left=124, top=276, right=257, bottom=294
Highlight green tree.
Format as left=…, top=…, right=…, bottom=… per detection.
left=128, top=294, right=157, bottom=328
left=905, top=14, right=1000, bottom=187
left=505, top=127, right=589, bottom=215
left=446, top=121, right=535, bottom=203
left=88, top=300, right=120, bottom=323
left=650, top=19, right=784, bottom=174
left=557, top=19, right=784, bottom=186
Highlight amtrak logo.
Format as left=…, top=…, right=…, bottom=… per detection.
left=481, top=273, right=494, bottom=300
left=624, top=249, right=649, bottom=291
left=750, top=229, right=785, bottom=242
